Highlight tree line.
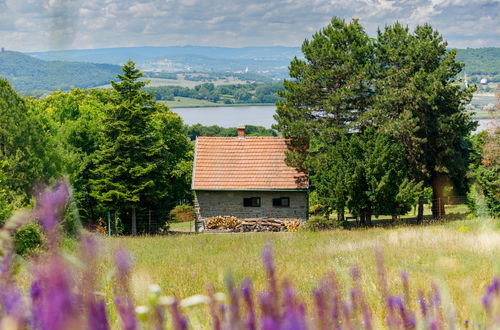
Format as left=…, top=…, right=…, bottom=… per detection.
left=146, top=82, right=284, bottom=104
left=274, top=18, right=498, bottom=223
left=0, top=61, right=192, bottom=235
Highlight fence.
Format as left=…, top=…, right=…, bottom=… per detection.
left=101, top=208, right=171, bottom=236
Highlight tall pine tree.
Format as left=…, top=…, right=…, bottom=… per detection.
left=91, top=61, right=189, bottom=234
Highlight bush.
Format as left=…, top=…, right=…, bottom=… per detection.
left=170, top=205, right=194, bottom=222
left=14, top=223, right=45, bottom=256
left=303, top=215, right=345, bottom=231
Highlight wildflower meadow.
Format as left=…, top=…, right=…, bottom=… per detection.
left=0, top=182, right=499, bottom=329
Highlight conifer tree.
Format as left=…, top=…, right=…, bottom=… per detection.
left=91, top=61, right=190, bottom=234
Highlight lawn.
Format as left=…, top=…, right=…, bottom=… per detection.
left=103, top=217, right=500, bottom=328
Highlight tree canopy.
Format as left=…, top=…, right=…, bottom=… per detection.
left=275, top=18, right=477, bottom=221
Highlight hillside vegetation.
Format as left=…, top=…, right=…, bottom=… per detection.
left=456, top=47, right=500, bottom=82
left=0, top=51, right=121, bottom=94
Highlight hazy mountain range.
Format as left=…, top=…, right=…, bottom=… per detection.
left=0, top=46, right=498, bottom=94
left=29, top=46, right=299, bottom=78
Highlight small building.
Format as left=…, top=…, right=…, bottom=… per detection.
left=192, top=126, right=309, bottom=231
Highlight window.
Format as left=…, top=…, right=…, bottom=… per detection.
left=273, top=197, right=290, bottom=207
left=243, top=197, right=261, bottom=207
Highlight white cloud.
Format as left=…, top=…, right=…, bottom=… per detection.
left=0, top=0, right=498, bottom=51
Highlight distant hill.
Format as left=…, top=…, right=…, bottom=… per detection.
left=29, top=46, right=299, bottom=78
left=456, top=47, right=500, bottom=82
left=0, top=51, right=121, bottom=94
left=30, top=46, right=500, bottom=81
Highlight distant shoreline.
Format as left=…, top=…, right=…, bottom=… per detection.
left=168, top=103, right=275, bottom=109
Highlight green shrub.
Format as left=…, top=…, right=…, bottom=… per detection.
left=170, top=205, right=194, bottom=222
left=14, top=223, right=45, bottom=256
left=303, top=215, right=345, bottom=231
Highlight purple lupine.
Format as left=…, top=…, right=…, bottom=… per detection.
left=88, top=299, right=110, bottom=330
left=400, top=271, right=410, bottom=306
left=262, top=244, right=279, bottom=320
left=281, top=283, right=307, bottom=330
left=169, top=299, right=188, bottom=330
left=418, top=290, right=428, bottom=319
left=482, top=276, right=500, bottom=312
left=226, top=276, right=241, bottom=329
left=81, top=235, right=110, bottom=330
left=241, top=278, right=256, bottom=330
left=375, top=248, right=389, bottom=300
left=113, top=249, right=137, bottom=330
left=261, top=316, right=280, bottom=330
left=32, top=254, right=80, bottom=330
left=349, top=266, right=372, bottom=330
left=313, top=287, right=329, bottom=330
left=35, top=180, right=70, bottom=245
left=115, top=296, right=138, bottom=330
left=394, top=295, right=416, bottom=329
left=206, top=283, right=221, bottom=330
left=342, top=301, right=354, bottom=330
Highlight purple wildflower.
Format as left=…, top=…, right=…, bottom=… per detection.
left=32, top=254, right=80, bottom=330
left=241, top=278, right=256, bottom=330
left=400, top=271, right=410, bottom=306
left=261, top=244, right=280, bottom=321
left=35, top=180, right=70, bottom=243
left=261, top=316, right=280, bottom=330
left=482, top=276, right=500, bottom=312
left=281, top=284, right=307, bottom=330
left=114, top=296, right=137, bottom=330
left=375, top=248, right=388, bottom=300
left=206, top=283, right=221, bottom=330
left=418, top=290, right=428, bottom=318
left=169, top=299, right=188, bottom=330
left=226, top=276, right=241, bottom=329
left=88, top=298, right=110, bottom=330
left=113, top=249, right=137, bottom=330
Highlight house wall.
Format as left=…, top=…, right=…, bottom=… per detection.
left=194, top=190, right=308, bottom=229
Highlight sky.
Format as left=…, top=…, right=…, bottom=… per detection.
left=1, top=0, right=499, bottom=52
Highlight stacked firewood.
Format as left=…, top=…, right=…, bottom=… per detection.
left=238, top=219, right=287, bottom=232
left=205, top=217, right=301, bottom=232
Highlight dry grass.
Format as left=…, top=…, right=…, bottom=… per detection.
left=102, top=217, right=500, bottom=327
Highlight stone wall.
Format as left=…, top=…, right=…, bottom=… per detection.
left=194, top=190, right=308, bottom=228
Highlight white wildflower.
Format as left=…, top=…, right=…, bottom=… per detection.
left=214, top=292, right=226, bottom=302
left=135, top=305, right=149, bottom=315
left=180, top=294, right=209, bottom=307
left=159, top=296, right=176, bottom=306
left=149, top=284, right=161, bottom=294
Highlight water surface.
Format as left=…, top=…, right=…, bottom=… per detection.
left=171, top=105, right=496, bottom=132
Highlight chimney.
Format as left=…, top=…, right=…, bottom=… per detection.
left=237, top=125, right=245, bottom=138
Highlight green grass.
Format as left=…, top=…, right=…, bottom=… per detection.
left=162, top=97, right=220, bottom=108
left=100, top=217, right=500, bottom=327
left=169, top=221, right=194, bottom=232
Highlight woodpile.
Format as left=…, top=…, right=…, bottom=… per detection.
left=204, top=217, right=300, bottom=232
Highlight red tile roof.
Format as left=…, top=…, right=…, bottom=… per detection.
left=192, top=137, right=308, bottom=190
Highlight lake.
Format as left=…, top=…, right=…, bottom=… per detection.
left=171, top=105, right=495, bottom=132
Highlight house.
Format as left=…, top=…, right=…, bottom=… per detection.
left=191, top=126, right=309, bottom=231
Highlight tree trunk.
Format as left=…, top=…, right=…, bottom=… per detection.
left=431, top=175, right=446, bottom=219
left=365, top=210, right=372, bottom=226
left=337, top=210, right=345, bottom=222
left=391, top=215, right=398, bottom=223
left=359, top=212, right=365, bottom=225
left=417, top=197, right=424, bottom=223
left=131, top=206, right=137, bottom=235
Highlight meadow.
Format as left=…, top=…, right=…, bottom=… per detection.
left=104, top=217, right=500, bottom=328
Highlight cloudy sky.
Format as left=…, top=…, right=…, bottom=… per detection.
left=1, top=0, right=498, bottom=52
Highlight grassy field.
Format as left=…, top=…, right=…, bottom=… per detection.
left=169, top=221, right=194, bottom=232
left=99, top=217, right=500, bottom=327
